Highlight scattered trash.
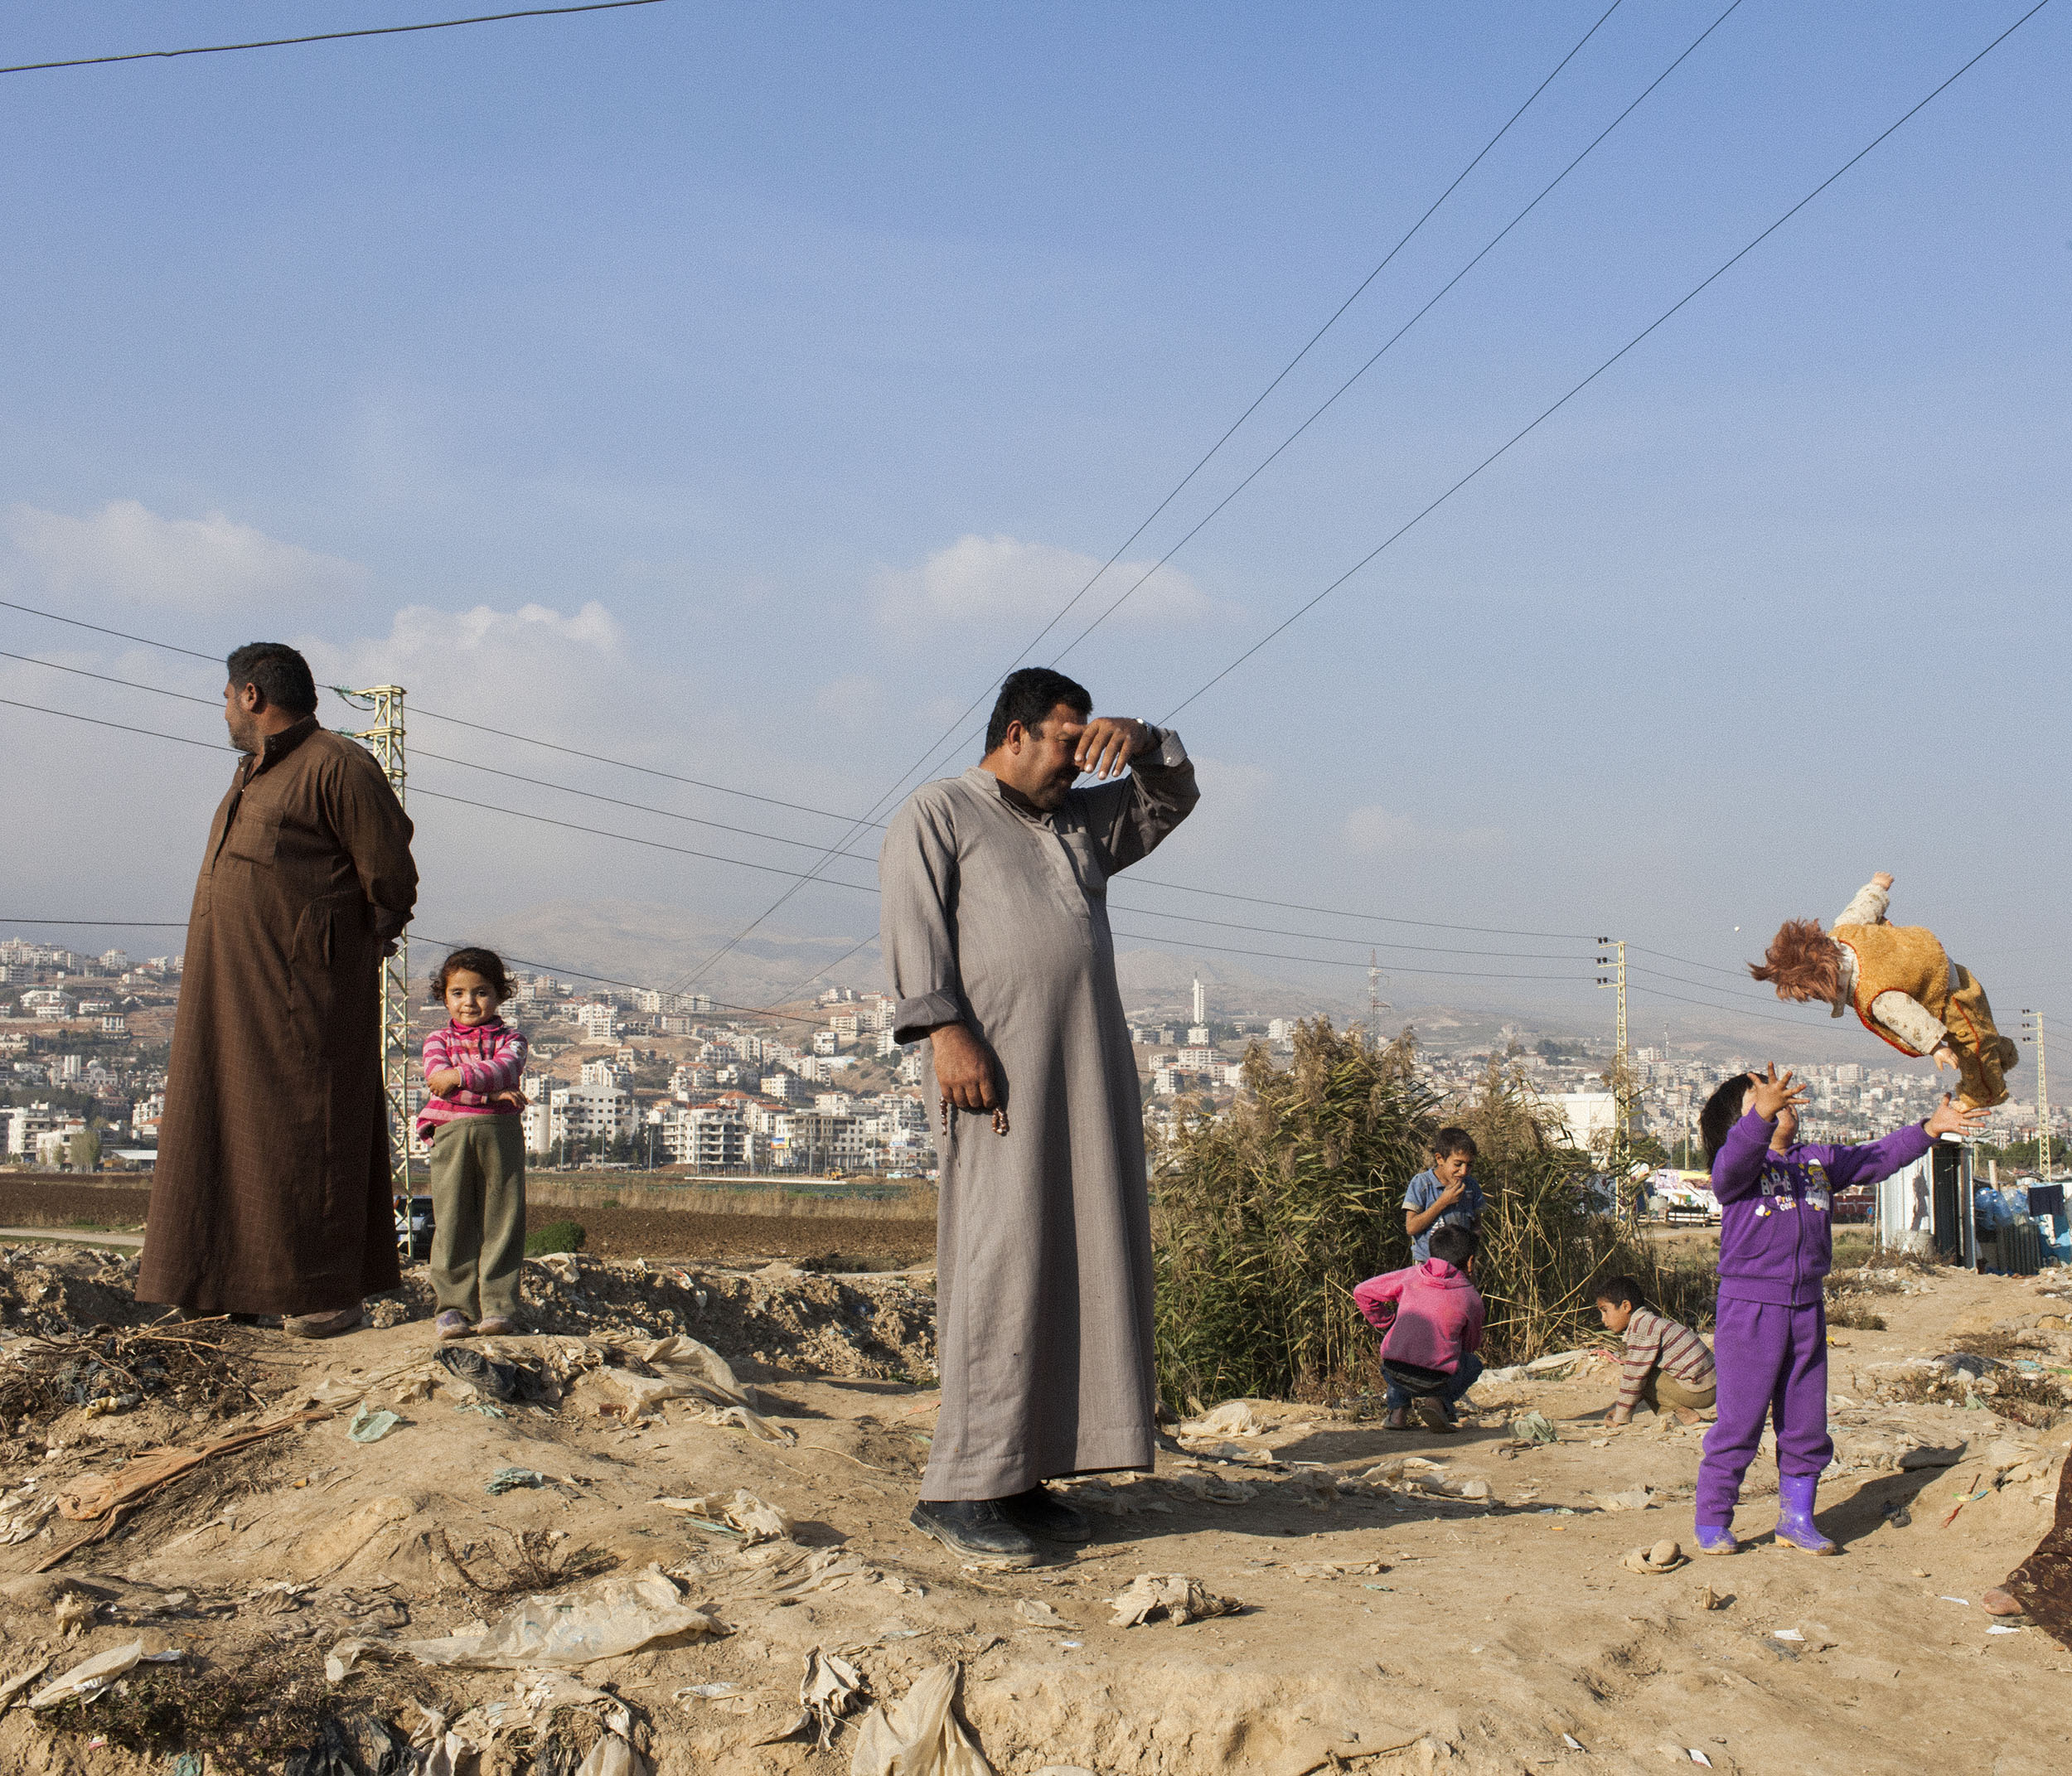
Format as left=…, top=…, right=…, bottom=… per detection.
left=486, top=1467, right=549, bottom=1496
left=1109, top=1574, right=1242, bottom=1628
left=1177, top=1400, right=1271, bottom=1439
left=0, top=1657, right=51, bottom=1713
left=676, top=1682, right=745, bottom=1700
left=400, top=1568, right=720, bottom=1667
left=453, top=1401, right=507, bottom=1420
left=1619, top=1540, right=1685, bottom=1575
left=1290, top=1558, right=1387, bottom=1580
left=706, top=1404, right=797, bottom=1445
left=1562, top=1734, right=1584, bottom=1750
left=1987, top=1625, right=2022, bottom=1635
left=325, top=1638, right=381, bottom=1683
left=575, top=1735, right=650, bottom=1776
left=1510, top=1411, right=1558, bottom=1445
left=1688, top=1754, right=1713, bottom=1769
left=27, top=1639, right=182, bottom=1709
left=434, top=1345, right=554, bottom=1405
left=346, top=1405, right=403, bottom=1444
left=850, top=1662, right=994, bottom=1776
left=1939, top=1596, right=1970, bottom=1606
left=37, top=1409, right=330, bottom=1571
left=756, top=1647, right=867, bottom=1749
left=1772, top=1628, right=1806, bottom=1642
left=657, top=1489, right=792, bottom=1545
left=1015, top=1598, right=1073, bottom=1628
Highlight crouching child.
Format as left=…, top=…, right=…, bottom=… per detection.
left=1596, top=1276, right=1716, bottom=1426
left=1353, top=1225, right=1485, bottom=1434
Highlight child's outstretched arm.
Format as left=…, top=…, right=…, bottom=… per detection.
left=1711, top=1067, right=1804, bottom=1202
left=1824, top=1094, right=1987, bottom=1190
left=1834, top=872, right=1894, bottom=928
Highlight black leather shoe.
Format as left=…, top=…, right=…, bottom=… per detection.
left=908, top=1498, right=1040, bottom=1566
left=997, top=1484, right=1092, bottom=1544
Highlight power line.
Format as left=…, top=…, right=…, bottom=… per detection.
left=1159, top=0, right=2056, bottom=723
left=1047, top=0, right=1747, bottom=667
left=1, top=0, right=667, bottom=76
left=1121, top=874, right=1594, bottom=941
left=0, top=599, right=218, bottom=662
left=1624, top=980, right=1811, bottom=1028
left=1104, top=926, right=1589, bottom=982
left=0, top=920, right=187, bottom=928
left=654, top=7, right=1629, bottom=993
left=0, top=695, right=226, bottom=753
left=0, top=648, right=216, bottom=706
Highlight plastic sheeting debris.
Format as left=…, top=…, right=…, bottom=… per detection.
left=849, top=1662, right=993, bottom=1776
left=0, top=1657, right=51, bottom=1713
left=400, top=1568, right=721, bottom=1668
left=434, top=1346, right=554, bottom=1405
left=27, top=1639, right=182, bottom=1708
left=1509, top=1411, right=1558, bottom=1445
left=758, top=1647, right=866, bottom=1749
left=657, top=1489, right=792, bottom=1545
left=346, top=1406, right=402, bottom=1444
left=1014, top=1598, right=1072, bottom=1628
left=576, top=1734, right=651, bottom=1776
left=1108, top=1574, right=1241, bottom=1628
left=1177, top=1400, right=1271, bottom=1439
left=1619, top=1540, right=1685, bottom=1575
left=486, top=1467, right=548, bottom=1495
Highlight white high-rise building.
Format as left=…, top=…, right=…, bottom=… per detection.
left=1191, top=978, right=1206, bottom=1027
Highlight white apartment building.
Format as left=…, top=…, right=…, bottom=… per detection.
left=1550, top=1091, right=1619, bottom=1154
left=656, top=1102, right=752, bottom=1169
left=815, top=1091, right=856, bottom=1115
left=21, top=990, right=76, bottom=1019
left=811, top=1029, right=839, bottom=1057
left=671, top=1064, right=716, bottom=1098
left=2, top=1103, right=71, bottom=1157
left=580, top=1058, right=631, bottom=1090
left=830, top=1013, right=860, bottom=1040
left=522, top=1082, right=632, bottom=1154
left=761, top=1072, right=810, bottom=1105
left=574, top=1002, right=619, bottom=1042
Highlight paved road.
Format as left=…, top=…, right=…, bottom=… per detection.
left=0, top=1227, right=144, bottom=1249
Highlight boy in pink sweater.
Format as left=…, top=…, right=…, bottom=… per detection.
left=1353, top=1225, right=1486, bottom=1433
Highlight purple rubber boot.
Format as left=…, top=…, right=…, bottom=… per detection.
left=1694, top=1521, right=1740, bottom=1556
left=1773, top=1474, right=1837, bottom=1555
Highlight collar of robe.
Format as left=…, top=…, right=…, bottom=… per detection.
left=969, top=764, right=1058, bottom=825
left=247, top=713, right=321, bottom=777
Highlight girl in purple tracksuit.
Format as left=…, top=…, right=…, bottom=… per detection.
left=1693, top=1065, right=1981, bottom=1555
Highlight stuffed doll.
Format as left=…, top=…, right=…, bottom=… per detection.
left=1750, top=873, right=2017, bottom=1110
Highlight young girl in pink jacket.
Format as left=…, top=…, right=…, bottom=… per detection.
left=1353, top=1224, right=1485, bottom=1432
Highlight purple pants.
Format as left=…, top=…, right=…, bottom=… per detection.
left=1696, top=1296, right=1831, bottom=1527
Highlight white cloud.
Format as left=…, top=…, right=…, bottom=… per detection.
left=304, top=600, right=626, bottom=711
left=1341, top=805, right=1505, bottom=857
left=873, top=533, right=1222, bottom=632
left=4, top=500, right=366, bottom=612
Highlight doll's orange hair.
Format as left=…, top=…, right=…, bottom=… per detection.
left=1750, top=918, right=1840, bottom=1002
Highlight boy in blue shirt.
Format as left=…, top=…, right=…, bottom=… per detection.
left=1403, top=1128, right=1484, bottom=1263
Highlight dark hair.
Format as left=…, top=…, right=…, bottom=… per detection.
left=433, top=946, right=512, bottom=1004
left=1699, top=1073, right=1754, bottom=1170
left=1594, top=1274, right=1647, bottom=1311
left=1428, top=1225, right=1476, bottom=1269
left=1432, top=1126, right=1477, bottom=1160
left=225, top=642, right=318, bottom=717
left=984, top=667, right=1092, bottom=754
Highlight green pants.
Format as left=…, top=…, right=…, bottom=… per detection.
left=428, top=1115, right=527, bottom=1320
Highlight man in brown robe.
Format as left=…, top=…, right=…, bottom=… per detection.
left=879, top=666, right=1198, bottom=1564
left=140, top=643, right=417, bottom=1336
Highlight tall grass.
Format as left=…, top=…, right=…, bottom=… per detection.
left=1150, top=1020, right=1713, bottom=1408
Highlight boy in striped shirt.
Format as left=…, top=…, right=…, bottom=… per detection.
left=1595, top=1276, right=1716, bottom=1426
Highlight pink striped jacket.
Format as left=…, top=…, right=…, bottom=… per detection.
left=418, top=1017, right=528, bottom=1136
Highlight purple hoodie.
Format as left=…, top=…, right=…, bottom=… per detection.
left=1710, top=1111, right=1931, bottom=1308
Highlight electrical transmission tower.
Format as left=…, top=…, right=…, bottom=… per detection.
left=1596, top=937, right=1636, bottom=1213
left=2023, top=1009, right=2050, bottom=1181
left=336, top=685, right=412, bottom=1200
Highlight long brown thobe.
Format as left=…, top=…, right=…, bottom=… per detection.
left=140, top=716, right=418, bottom=1316
left=879, top=732, right=1198, bottom=1500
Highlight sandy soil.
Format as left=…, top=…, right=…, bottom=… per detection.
left=0, top=1180, right=935, bottom=1268
left=0, top=1247, right=2065, bottom=1774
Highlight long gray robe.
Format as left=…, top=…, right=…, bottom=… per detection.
left=879, top=734, right=1198, bottom=1500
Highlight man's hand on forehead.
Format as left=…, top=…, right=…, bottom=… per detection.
left=1058, top=715, right=1150, bottom=781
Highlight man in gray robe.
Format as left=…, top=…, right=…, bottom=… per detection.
left=879, top=666, right=1198, bottom=1564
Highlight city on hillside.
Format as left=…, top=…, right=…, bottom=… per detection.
left=3, top=934, right=2063, bottom=1185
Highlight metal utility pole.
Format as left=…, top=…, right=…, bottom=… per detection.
left=1368, top=951, right=1381, bottom=1047
left=1596, top=937, right=1635, bottom=1212
left=336, top=685, right=411, bottom=1201
left=2023, top=1009, right=2050, bottom=1181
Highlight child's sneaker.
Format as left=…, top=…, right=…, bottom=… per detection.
left=474, top=1315, right=518, bottom=1337
left=434, top=1309, right=472, bottom=1340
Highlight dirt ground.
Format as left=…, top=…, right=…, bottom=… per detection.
left=0, top=1179, right=935, bottom=1269
left=0, top=1246, right=2065, bottom=1774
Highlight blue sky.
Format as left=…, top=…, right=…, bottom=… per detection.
left=2, top=1, right=2066, bottom=1046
